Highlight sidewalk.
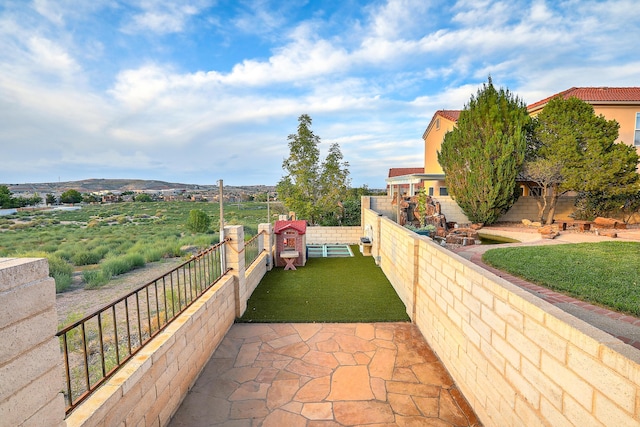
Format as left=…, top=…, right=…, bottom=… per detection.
left=453, top=225, right=640, bottom=351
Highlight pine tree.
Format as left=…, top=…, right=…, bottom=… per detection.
left=437, top=78, right=531, bottom=225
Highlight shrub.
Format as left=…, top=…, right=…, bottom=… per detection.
left=83, top=270, right=109, bottom=289
left=71, top=250, right=104, bottom=266
left=101, top=253, right=145, bottom=278
left=186, top=209, right=211, bottom=233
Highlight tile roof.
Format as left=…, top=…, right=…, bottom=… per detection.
left=528, top=87, right=640, bottom=111
left=388, top=167, right=424, bottom=178
left=437, top=110, right=461, bottom=122
left=274, top=220, right=307, bottom=234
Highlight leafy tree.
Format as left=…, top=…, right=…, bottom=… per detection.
left=83, top=194, right=100, bottom=203
left=277, top=114, right=350, bottom=225
left=437, top=78, right=531, bottom=225
left=0, top=185, right=16, bottom=208
left=46, top=193, right=57, bottom=205
left=60, top=189, right=83, bottom=204
left=525, top=96, right=640, bottom=223
left=318, top=143, right=351, bottom=224
left=134, top=193, right=153, bottom=202
left=186, top=209, right=211, bottom=233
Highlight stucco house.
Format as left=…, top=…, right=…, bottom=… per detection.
left=527, top=87, right=640, bottom=154
left=386, top=87, right=640, bottom=223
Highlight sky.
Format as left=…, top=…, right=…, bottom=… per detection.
left=1, top=0, right=638, bottom=188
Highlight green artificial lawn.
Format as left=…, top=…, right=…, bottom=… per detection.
left=238, top=246, right=411, bottom=323
left=482, top=242, right=640, bottom=316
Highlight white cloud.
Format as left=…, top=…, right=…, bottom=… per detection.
left=122, top=0, right=213, bottom=34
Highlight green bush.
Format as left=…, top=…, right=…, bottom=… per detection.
left=83, top=270, right=109, bottom=289
left=101, top=253, right=145, bottom=278
left=186, top=209, right=211, bottom=233
left=71, top=250, right=104, bottom=266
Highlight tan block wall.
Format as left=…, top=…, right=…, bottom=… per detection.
left=371, top=195, right=583, bottom=225
left=306, top=226, right=362, bottom=244
left=0, top=223, right=274, bottom=427
left=499, top=196, right=577, bottom=222
left=65, top=275, right=237, bottom=427
left=365, top=206, right=640, bottom=426
left=0, top=258, right=66, bottom=427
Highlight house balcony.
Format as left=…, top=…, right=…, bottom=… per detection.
left=2, top=196, right=640, bottom=426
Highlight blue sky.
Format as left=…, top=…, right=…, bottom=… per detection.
left=1, top=0, right=638, bottom=188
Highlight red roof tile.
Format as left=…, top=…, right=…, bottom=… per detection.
left=437, top=110, right=461, bottom=122
left=388, top=167, right=424, bottom=178
left=274, top=220, right=307, bottom=234
left=528, top=87, right=640, bottom=111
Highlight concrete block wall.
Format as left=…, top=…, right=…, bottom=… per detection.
left=365, top=206, right=640, bottom=426
left=65, top=275, right=237, bottom=427
left=305, top=226, right=362, bottom=244
left=2, top=223, right=274, bottom=427
left=0, top=258, right=66, bottom=427
left=369, top=196, right=394, bottom=219
left=499, top=197, right=577, bottom=222
left=370, top=195, right=582, bottom=225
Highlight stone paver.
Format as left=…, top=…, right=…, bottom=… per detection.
left=169, top=322, right=481, bottom=426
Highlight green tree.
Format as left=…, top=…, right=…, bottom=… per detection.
left=186, top=209, right=211, bottom=233
left=526, top=96, right=640, bottom=223
left=277, top=114, right=351, bottom=225
left=437, top=78, right=531, bottom=225
left=0, top=185, right=18, bottom=208
left=46, top=193, right=57, bottom=205
left=318, top=143, right=351, bottom=224
left=134, top=193, right=153, bottom=202
left=60, top=189, right=83, bottom=204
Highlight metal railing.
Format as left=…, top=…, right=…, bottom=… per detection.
left=56, top=240, right=230, bottom=414
left=244, top=231, right=264, bottom=267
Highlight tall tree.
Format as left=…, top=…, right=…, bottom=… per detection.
left=525, top=96, right=639, bottom=223
left=437, top=78, right=531, bottom=225
left=60, top=189, right=83, bottom=204
left=318, top=143, right=351, bottom=224
left=277, top=114, right=350, bottom=225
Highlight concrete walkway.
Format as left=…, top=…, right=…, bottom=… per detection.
left=169, top=322, right=481, bottom=426
left=454, top=225, right=640, bottom=350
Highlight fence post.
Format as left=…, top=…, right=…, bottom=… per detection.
left=258, top=223, right=273, bottom=271
left=223, top=225, right=247, bottom=317
left=0, top=258, right=66, bottom=427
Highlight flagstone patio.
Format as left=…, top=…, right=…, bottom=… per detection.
left=169, top=322, right=481, bottom=426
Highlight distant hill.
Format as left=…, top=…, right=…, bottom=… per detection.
left=3, top=179, right=273, bottom=195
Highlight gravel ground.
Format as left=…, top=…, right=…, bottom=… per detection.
left=55, top=258, right=185, bottom=326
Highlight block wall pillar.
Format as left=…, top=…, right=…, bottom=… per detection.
left=224, top=225, right=247, bottom=317
left=0, top=258, right=66, bottom=427
left=258, top=223, right=273, bottom=271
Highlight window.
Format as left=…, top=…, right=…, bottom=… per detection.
left=428, top=187, right=434, bottom=196
left=635, top=112, right=640, bottom=146
left=435, top=118, right=440, bottom=130
left=439, top=187, right=448, bottom=196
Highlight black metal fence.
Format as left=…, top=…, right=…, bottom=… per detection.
left=56, top=240, right=230, bottom=414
